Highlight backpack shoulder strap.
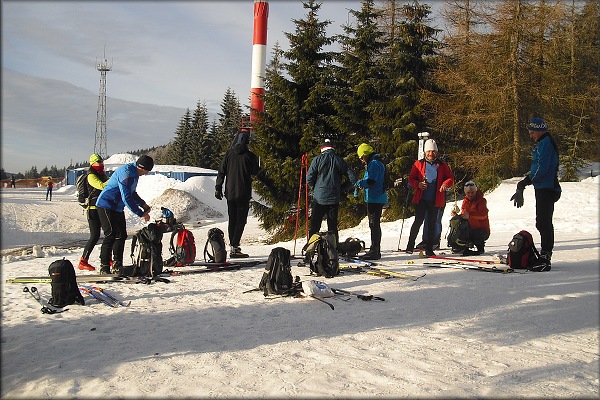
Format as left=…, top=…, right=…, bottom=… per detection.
left=204, top=234, right=214, bottom=262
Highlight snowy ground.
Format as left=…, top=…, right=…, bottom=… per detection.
left=1, top=158, right=598, bottom=398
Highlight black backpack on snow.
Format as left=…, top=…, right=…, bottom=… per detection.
left=130, top=223, right=164, bottom=277
left=76, top=172, right=89, bottom=208
left=48, top=258, right=85, bottom=308
left=337, top=237, right=365, bottom=258
left=204, top=227, right=227, bottom=263
left=447, top=215, right=471, bottom=251
left=507, top=230, right=541, bottom=270
left=258, top=247, right=299, bottom=296
left=303, top=232, right=339, bottom=278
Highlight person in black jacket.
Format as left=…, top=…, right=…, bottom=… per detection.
left=306, top=139, right=356, bottom=245
left=215, top=129, right=260, bottom=258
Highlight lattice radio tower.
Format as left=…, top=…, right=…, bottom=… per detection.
left=94, top=50, right=112, bottom=159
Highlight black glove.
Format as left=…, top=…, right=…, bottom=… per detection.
left=215, top=190, right=223, bottom=200
left=517, top=176, right=532, bottom=191
left=510, top=189, right=524, bottom=208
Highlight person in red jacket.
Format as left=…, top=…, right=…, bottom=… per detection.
left=405, top=139, right=454, bottom=256
left=452, top=181, right=490, bottom=255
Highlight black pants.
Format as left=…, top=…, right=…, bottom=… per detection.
left=97, top=208, right=127, bottom=266
left=469, top=228, right=490, bottom=251
left=407, top=199, right=438, bottom=252
left=535, top=188, right=557, bottom=253
left=367, top=202, right=384, bottom=252
left=227, top=199, right=250, bottom=247
left=309, top=200, right=339, bottom=240
left=82, top=208, right=102, bottom=259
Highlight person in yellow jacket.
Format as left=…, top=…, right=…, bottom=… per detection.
left=77, top=154, right=109, bottom=271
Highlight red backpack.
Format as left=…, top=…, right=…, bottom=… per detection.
left=166, top=226, right=196, bottom=267
left=507, top=230, right=539, bottom=269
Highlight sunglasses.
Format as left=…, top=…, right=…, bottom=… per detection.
left=465, top=182, right=475, bottom=187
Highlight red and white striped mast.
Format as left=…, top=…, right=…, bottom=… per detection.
left=250, top=0, right=269, bottom=127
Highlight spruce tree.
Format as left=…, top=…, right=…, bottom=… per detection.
left=190, top=101, right=210, bottom=168
left=215, top=88, right=242, bottom=161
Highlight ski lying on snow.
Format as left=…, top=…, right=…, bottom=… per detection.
left=80, top=285, right=130, bottom=307
left=186, top=260, right=267, bottom=267
left=423, top=261, right=518, bottom=274
left=7, top=274, right=159, bottom=284
left=79, top=286, right=118, bottom=307
left=427, top=254, right=506, bottom=265
left=339, top=265, right=425, bottom=281
left=163, top=260, right=266, bottom=275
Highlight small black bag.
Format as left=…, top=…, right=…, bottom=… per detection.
left=259, top=247, right=298, bottom=296
left=337, top=237, right=365, bottom=258
left=130, top=223, right=164, bottom=277
left=48, top=258, right=85, bottom=308
left=204, top=228, right=227, bottom=263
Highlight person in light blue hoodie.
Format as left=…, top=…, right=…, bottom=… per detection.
left=355, top=143, right=388, bottom=260
left=95, top=155, right=153, bottom=274
left=510, top=117, right=561, bottom=269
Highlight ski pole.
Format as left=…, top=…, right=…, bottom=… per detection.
left=397, top=182, right=412, bottom=251
left=331, top=287, right=385, bottom=301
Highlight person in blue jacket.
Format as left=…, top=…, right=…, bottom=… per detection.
left=510, top=117, right=561, bottom=269
left=355, top=143, right=388, bottom=260
left=306, top=139, right=357, bottom=245
left=96, top=155, right=154, bottom=274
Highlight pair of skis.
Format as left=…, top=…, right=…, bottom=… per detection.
left=342, top=255, right=518, bottom=274
left=7, top=274, right=169, bottom=285
left=79, top=285, right=130, bottom=308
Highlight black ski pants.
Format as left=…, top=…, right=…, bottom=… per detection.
left=97, top=208, right=127, bottom=267
left=82, top=208, right=102, bottom=260
left=309, top=200, right=339, bottom=243
left=227, top=198, right=250, bottom=247
left=407, top=199, right=437, bottom=252
left=367, top=202, right=384, bottom=252
left=535, top=188, right=557, bottom=253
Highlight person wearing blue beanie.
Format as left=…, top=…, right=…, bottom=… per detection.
left=510, top=117, right=561, bottom=271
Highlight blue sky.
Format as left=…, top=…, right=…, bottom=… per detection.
left=2, top=1, right=442, bottom=173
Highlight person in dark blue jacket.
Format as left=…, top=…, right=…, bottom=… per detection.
left=215, top=129, right=260, bottom=258
left=510, top=117, right=561, bottom=269
left=96, top=155, right=153, bottom=274
left=355, top=143, right=388, bottom=260
left=306, top=139, right=357, bottom=246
